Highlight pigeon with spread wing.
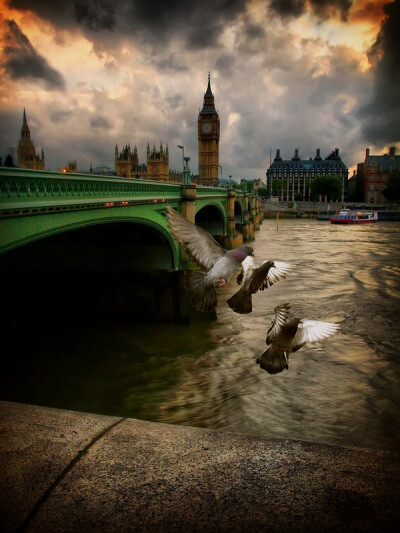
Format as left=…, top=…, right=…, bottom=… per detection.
left=257, top=303, right=340, bottom=374
left=165, top=206, right=254, bottom=312
left=227, top=256, right=292, bottom=314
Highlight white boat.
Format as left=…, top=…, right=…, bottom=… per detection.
left=330, top=209, right=379, bottom=224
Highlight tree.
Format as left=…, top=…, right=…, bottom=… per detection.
left=271, top=179, right=285, bottom=197
left=310, top=174, right=342, bottom=201
left=256, top=187, right=268, bottom=198
left=382, top=173, right=400, bottom=202
left=4, top=154, right=16, bottom=167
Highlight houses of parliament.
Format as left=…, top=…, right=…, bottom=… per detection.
left=15, top=76, right=220, bottom=187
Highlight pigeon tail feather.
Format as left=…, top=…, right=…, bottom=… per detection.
left=256, top=348, right=289, bottom=374
left=227, top=287, right=252, bottom=314
left=184, top=270, right=217, bottom=312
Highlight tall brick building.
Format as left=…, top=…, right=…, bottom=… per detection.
left=362, top=146, right=399, bottom=204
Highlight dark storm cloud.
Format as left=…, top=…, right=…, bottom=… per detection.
left=8, top=0, right=247, bottom=49
left=8, top=0, right=111, bottom=30
left=269, top=0, right=352, bottom=21
left=215, top=54, right=236, bottom=77
left=269, top=0, right=306, bottom=18
left=359, top=0, right=400, bottom=144
left=1, top=19, right=65, bottom=89
left=90, top=116, right=112, bottom=129
left=49, top=109, right=74, bottom=123
left=0, top=110, right=20, bottom=157
left=74, top=0, right=116, bottom=31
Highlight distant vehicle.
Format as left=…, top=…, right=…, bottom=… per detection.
left=330, top=209, right=379, bottom=224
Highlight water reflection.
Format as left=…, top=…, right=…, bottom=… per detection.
left=2, top=219, right=400, bottom=451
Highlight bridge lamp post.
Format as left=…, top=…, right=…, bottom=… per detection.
left=218, top=165, right=222, bottom=186
left=177, top=145, right=184, bottom=175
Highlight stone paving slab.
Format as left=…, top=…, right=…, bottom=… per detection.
left=0, top=401, right=122, bottom=532
left=1, top=400, right=400, bottom=532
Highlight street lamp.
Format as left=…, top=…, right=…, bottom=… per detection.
left=177, top=145, right=184, bottom=175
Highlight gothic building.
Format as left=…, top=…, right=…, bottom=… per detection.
left=266, top=148, right=348, bottom=201
left=114, top=75, right=218, bottom=184
left=146, top=142, right=169, bottom=181
left=198, top=74, right=220, bottom=186
left=17, top=109, right=45, bottom=170
left=115, top=142, right=173, bottom=181
left=114, top=143, right=147, bottom=178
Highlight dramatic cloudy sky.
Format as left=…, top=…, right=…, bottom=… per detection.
left=0, top=0, right=399, bottom=180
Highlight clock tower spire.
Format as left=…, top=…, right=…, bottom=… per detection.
left=198, top=73, right=220, bottom=186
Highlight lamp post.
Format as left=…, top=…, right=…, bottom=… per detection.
left=177, top=145, right=184, bottom=177
left=218, top=165, right=222, bottom=186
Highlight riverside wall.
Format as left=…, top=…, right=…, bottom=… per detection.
left=1, top=400, right=400, bottom=532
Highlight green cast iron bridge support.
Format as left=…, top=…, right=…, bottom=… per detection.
left=0, top=167, right=262, bottom=269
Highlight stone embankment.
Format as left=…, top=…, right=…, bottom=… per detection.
left=1, top=400, right=399, bottom=532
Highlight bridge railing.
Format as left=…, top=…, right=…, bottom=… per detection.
left=0, top=168, right=262, bottom=228
left=0, top=167, right=184, bottom=204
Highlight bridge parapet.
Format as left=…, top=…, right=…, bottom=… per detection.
left=0, top=167, right=262, bottom=254
left=0, top=167, right=182, bottom=211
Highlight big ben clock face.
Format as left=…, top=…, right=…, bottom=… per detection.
left=202, top=122, right=212, bottom=133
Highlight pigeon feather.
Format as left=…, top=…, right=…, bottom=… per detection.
left=165, top=206, right=225, bottom=271
left=165, top=206, right=254, bottom=312
left=228, top=258, right=292, bottom=314
left=258, top=303, right=340, bottom=374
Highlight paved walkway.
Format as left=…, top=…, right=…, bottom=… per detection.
left=1, top=400, right=399, bottom=532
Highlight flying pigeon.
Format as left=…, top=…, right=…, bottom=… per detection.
left=257, top=303, right=340, bottom=374
left=165, top=206, right=254, bottom=312
left=227, top=256, right=292, bottom=314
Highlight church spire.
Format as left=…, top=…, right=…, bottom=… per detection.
left=205, top=72, right=213, bottom=98
left=17, top=108, right=45, bottom=170
left=200, top=73, right=215, bottom=114
left=21, top=107, right=31, bottom=140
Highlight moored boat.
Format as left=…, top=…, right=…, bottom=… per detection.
left=330, top=209, right=379, bottom=224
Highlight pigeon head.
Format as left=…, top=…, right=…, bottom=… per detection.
left=232, top=245, right=254, bottom=263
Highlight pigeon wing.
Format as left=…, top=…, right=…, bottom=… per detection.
left=266, top=303, right=291, bottom=345
left=240, top=256, right=257, bottom=285
left=165, top=206, right=226, bottom=271
left=291, top=319, right=340, bottom=352
left=260, top=261, right=292, bottom=290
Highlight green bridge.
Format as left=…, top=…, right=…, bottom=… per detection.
left=0, top=167, right=262, bottom=322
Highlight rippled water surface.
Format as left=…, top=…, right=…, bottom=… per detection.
left=3, top=219, right=400, bottom=451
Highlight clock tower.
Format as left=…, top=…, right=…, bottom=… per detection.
left=198, top=74, right=220, bottom=186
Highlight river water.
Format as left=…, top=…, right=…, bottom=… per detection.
left=2, top=219, right=400, bottom=451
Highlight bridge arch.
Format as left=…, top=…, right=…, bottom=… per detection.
left=0, top=206, right=180, bottom=269
left=0, top=215, right=181, bottom=324
left=234, top=200, right=243, bottom=228
left=195, top=202, right=226, bottom=237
